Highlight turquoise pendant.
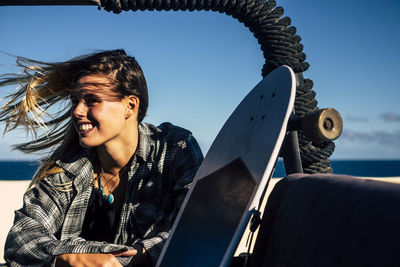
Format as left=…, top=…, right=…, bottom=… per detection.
left=107, top=193, right=114, bottom=204
left=99, top=183, right=114, bottom=204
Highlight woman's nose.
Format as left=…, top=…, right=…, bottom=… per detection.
left=72, top=101, right=87, bottom=118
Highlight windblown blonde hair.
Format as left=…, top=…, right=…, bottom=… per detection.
left=0, top=49, right=149, bottom=187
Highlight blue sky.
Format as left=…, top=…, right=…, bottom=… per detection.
left=0, top=0, right=399, bottom=160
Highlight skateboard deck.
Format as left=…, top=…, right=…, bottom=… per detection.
left=156, top=66, right=296, bottom=267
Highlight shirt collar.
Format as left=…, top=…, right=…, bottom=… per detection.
left=56, top=147, right=96, bottom=176
left=134, top=122, right=153, bottom=162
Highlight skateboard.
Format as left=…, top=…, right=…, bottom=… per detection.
left=156, top=65, right=296, bottom=267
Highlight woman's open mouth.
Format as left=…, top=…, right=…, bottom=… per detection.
left=78, top=123, right=94, bottom=135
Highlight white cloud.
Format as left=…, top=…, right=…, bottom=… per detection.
left=380, top=113, right=400, bottom=122
left=340, top=129, right=400, bottom=147
left=346, top=115, right=369, bottom=122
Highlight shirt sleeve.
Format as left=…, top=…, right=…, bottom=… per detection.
left=4, top=176, right=131, bottom=267
left=135, top=132, right=204, bottom=264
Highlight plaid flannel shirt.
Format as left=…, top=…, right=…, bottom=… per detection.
left=4, top=122, right=203, bottom=267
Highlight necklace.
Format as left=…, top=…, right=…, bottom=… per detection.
left=98, top=170, right=116, bottom=204
left=97, top=165, right=128, bottom=204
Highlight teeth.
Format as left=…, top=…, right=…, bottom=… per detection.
left=79, top=124, right=93, bottom=131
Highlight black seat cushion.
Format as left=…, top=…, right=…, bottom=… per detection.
left=251, top=174, right=400, bottom=267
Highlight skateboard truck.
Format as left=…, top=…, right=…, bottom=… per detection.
left=289, top=108, right=343, bottom=144
left=282, top=108, right=343, bottom=174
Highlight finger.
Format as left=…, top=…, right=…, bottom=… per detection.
left=113, top=249, right=137, bottom=257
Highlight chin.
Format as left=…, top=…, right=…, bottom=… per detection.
left=79, top=139, right=101, bottom=148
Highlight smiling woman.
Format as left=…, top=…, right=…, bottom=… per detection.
left=71, top=74, right=139, bottom=148
left=0, top=49, right=203, bottom=267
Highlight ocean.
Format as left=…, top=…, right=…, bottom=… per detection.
left=0, top=160, right=399, bottom=181
left=273, top=160, right=400, bottom=178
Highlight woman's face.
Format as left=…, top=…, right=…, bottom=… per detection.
left=71, top=74, right=136, bottom=148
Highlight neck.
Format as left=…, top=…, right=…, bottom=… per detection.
left=96, top=122, right=139, bottom=174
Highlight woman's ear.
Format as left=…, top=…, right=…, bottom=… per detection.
left=126, top=95, right=140, bottom=119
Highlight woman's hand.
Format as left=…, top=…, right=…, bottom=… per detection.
left=112, top=249, right=138, bottom=257
left=56, top=250, right=137, bottom=267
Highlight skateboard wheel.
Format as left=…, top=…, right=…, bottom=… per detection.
left=302, top=108, right=343, bottom=143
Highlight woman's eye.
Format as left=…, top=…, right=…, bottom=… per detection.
left=70, top=95, right=101, bottom=107
left=84, top=97, right=100, bottom=106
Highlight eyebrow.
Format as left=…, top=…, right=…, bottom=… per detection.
left=70, top=89, right=122, bottom=102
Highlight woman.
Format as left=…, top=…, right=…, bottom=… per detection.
left=1, top=50, right=203, bottom=266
